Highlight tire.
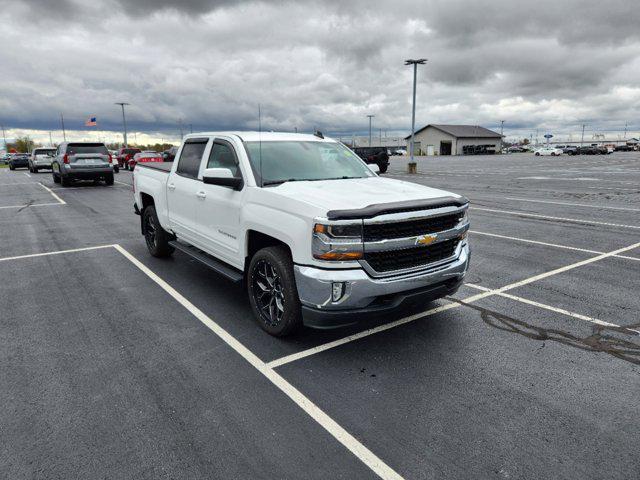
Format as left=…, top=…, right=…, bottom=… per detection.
left=105, top=173, right=114, bottom=186
left=61, top=175, right=71, bottom=187
left=378, top=164, right=388, bottom=173
left=9, top=164, right=15, bottom=170
left=248, top=246, right=302, bottom=337
left=143, top=205, right=174, bottom=258
left=53, top=171, right=60, bottom=183
left=535, top=152, right=540, bottom=156
left=113, top=165, right=119, bottom=173
left=33, top=167, right=38, bottom=173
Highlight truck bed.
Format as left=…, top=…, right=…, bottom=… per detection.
left=136, top=162, right=173, bottom=172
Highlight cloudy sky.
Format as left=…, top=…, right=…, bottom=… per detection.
left=1, top=0, right=640, bottom=146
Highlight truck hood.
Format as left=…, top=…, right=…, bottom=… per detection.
left=269, top=176, right=464, bottom=214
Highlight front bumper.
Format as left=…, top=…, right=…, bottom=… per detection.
left=294, top=241, right=470, bottom=328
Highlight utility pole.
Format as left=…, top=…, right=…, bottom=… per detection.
left=1, top=124, right=6, bottom=150
left=500, top=120, right=505, bottom=153
left=178, top=119, right=184, bottom=139
left=115, top=103, right=130, bottom=147
left=60, top=113, right=66, bottom=141
left=405, top=58, right=427, bottom=173
left=367, top=114, right=375, bottom=147
left=379, top=128, right=382, bottom=145
left=294, top=126, right=298, bottom=133
left=189, top=123, right=193, bottom=134
left=581, top=124, right=586, bottom=147
left=49, top=131, right=53, bottom=146
left=624, top=122, right=628, bottom=139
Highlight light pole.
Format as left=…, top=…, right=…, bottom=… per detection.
left=367, top=115, right=375, bottom=147
left=1, top=124, right=6, bottom=150
left=178, top=119, right=184, bottom=139
left=581, top=124, right=586, bottom=147
left=405, top=58, right=427, bottom=173
left=115, top=103, right=130, bottom=147
left=500, top=120, right=505, bottom=153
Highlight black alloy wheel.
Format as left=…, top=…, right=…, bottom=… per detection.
left=251, top=259, right=285, bottom=328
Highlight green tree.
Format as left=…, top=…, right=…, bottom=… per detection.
left=14, top=136, right=36, bottom=153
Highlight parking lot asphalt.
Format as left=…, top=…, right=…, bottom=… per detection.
left=1, top=153, right=639, bottom=479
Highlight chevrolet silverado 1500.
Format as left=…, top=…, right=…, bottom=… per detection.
left=133, top=132, right=470, bottom=336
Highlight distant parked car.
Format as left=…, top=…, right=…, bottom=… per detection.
left=352, top=147, right=390, bottom=173
left=29, top=147, right=56, bottom=173
left=117, top=147, right=142, bottom=170
left=576, top=146, right=599, bottom=155
left=9, top=153, right=30, bottom=170
left=392, top=149, right=407, bottom=156
left=614, top=145, right=634, bottom=152
left=52, top=142, right=114, bottom=186
left=129, top=151, right=163, bottom=170
left=534, top=147, right=563, bottom=156
left=560, top=146, right=578, bottom=155
left=161, top=146, right=179, bottom=162
left=507, top=146, right=526, bottom=153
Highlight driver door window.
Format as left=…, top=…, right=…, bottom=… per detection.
left=207, top=142, right=240, bottom=177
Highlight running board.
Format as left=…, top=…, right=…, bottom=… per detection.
left=169, top=240, right=244, bottom=283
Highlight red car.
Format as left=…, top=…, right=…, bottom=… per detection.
left=117, top=147, right=141, bottom=170
left=129, top=151, right=163, bottom=170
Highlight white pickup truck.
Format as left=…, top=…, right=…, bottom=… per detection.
left=133, top=132, right=470, bottom=336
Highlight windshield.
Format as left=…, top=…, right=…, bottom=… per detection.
left=244, top=141, right=374, bottom=186
left=68, top=143, right=109, bottom=155
left=123, top=148, right=140, bottom=154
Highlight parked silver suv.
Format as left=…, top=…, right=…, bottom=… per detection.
left=29, top=147, right=56, bottom=173
left=52, top=142, right=114, bottom=186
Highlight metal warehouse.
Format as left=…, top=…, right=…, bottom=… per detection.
left=406, top=124, right=503, bottom=155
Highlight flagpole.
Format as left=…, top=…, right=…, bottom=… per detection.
left=60, top=113, right=66, bottom=141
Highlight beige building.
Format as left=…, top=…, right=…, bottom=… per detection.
left=405, top=124, right=503, bottom=156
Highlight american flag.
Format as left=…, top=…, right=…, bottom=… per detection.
left=85, top=116, right=97, bottom=127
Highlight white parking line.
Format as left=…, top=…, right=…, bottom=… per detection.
left=23, top=172, right=31, bottom=178
left=114, top=180, right=131, bottom=187
left=0, top=202, right=63, bottom=210
left=268, top=241, right=640, bottom=368
left=113, top=244, right=404, bottom=480
left=470, top=230, right=640, bottom=262
left=502, top=197, right=640, bottom=212
left=465, top=283, right=639, bottom=333
left=471, top=206, right=640, bottom=230
left=38, top=182, right=66, bottom=205
left=0, top=244, right=114, bottom=262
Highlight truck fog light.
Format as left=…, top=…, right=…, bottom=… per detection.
left=332, top=282, right=346, bottom=302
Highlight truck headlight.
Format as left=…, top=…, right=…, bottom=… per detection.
left=313, top=222, right=363, bottom=261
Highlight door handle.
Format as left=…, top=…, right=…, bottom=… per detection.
left=196, top=191, right=207, bottom=199
left=167, top=183, right=176, bottom=190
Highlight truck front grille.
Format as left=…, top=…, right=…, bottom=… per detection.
left=364, top=238, right=459, bottom=273
left=363, top=213, right=462, bottom=241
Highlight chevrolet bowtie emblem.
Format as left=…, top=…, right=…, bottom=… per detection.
left=415, top=234, right=438, bottom=246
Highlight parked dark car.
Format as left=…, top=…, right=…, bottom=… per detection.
left=576, top=146, right=599, bottom=155
left=562, top=146, right=578, bottom=155
left=9, top=153, right=30, bottom=170
left=117, top=147, right=142, bottom=169
left=614, top=145, right=634, bottom=152
left=352, top=147, right=389, bottom=173
left=161, top=146, right=179, bottom=162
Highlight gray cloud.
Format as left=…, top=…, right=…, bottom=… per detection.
left=1, top=0, right=640, bottom=143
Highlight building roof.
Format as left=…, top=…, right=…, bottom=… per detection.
left=405, top=124, right=502, bottom=139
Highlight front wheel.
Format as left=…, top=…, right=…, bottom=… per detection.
left=105, top=173, right=114, bottom=185
left=143, top=205, right=174, bottom=258
left=378, top=164, right=388, bottom=173
left=248, top=246, right=302, bottom=337
left=535, top=152, right=540, bottom=156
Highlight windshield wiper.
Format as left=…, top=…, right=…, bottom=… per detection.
left=262, top=178, right=305, bottom=186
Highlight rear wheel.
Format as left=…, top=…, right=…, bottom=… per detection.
left=143, top=205, right=174, bottom=258
left=535, top=152, right=540, bottom=156
left=53, top=171, right=60, bottom=183
left=105, top=173, right=114, bottom=186
left=9, top=164, right=15, bottom=170
left=378, top=163, right=388, bottom=173
left=248, top=246, right=302, bottom=337
left=61, top=175, right=71, bottom=187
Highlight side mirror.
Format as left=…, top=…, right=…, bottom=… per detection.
left=202, top=167, right=243, bottom=190
left=368, top=163, right=380, bottom=174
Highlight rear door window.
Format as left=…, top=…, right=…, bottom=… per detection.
left=176, top=139, right=208, bottom=179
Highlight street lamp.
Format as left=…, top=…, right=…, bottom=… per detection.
left=367, top=114, right=375, bottom=147
left=405, top=58, right=427, bottom=173
left=115, top=102, right=130, bottom=147
left=500, top=120, right=505, bottom=154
